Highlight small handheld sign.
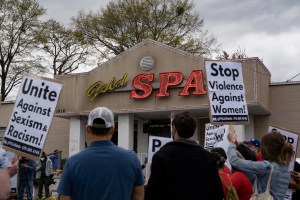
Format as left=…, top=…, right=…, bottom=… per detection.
left=2, top=75, right=62, bottom=160
left=204, top=124, right=230, bottom=150
left=148, top=136, right=172, bottom=163
left=205, top=61, right=249, bottom=124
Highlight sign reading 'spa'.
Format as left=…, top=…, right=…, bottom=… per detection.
left=2, top=76, right=62, bottom=159
left=205, top=61, right=249, bottom=124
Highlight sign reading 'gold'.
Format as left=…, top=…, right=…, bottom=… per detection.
left=86, top=74, right=128, bottom=101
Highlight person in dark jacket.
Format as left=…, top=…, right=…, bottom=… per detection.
left=36, top=151, right=53, bottom=199
left=17, top=157, right=37, bottom=200
left=145, top=111, right=224, bottom=200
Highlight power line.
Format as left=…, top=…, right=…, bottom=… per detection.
left=287, top=72, right=300, bottom=82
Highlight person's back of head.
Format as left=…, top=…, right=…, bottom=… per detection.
left=261, top=131, right=294, bottom=165
left=211, top=151, right=226, bottom=170
left=41, top=151, right=47, bottom=159
left=87, top=107, right=115, bottom=136
left=171, top=111, right=196, bottom=139
left=236, top=143, right=257, bottom=161
left=210, top=147, right=227, bottom=160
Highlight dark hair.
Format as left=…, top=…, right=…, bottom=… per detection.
left=261, top=131, right=294, bottom=165
left=42, top=151, right=47, bottom=159
left=210, top=147, right=227, bottom=160
left=90, top=118, right=111, bottom=136
left=236, top=143, right=257, bottom=161
left=171, top=111, right=196, bottom=138
left=211, top=152, right=226, bottom=169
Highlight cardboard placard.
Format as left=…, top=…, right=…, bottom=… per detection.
left=2, top=75, right=62, bottom=159
left=205, top=61, right=249, bottom=124
left=148, top=136, right=172, bottom=163
left=204, top=124, right=230, bottom=150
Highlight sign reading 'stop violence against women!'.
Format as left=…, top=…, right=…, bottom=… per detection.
left=2, top=76, right=62, bottom=159
left=205, top=61, right=249, bottom=124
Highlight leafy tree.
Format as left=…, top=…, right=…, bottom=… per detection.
left=72, top=0, right=218, bottom=59
left=216, top=48, right=248, bottom=60
left=36, top=19, right=90, bottom=75
left=0, top=0, right=46, bottom=101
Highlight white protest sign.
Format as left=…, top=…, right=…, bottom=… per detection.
left=205, top=61, right=249, bottom=124
left=268, top=125, right=299, bottom=200
left=2, top=76, right=62, bottom=159
left=148, top=136, right=172, bottom=163
left=204, top=124, right=230, bottom=150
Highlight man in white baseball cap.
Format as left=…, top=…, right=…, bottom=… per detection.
left=87, top=107, right=115, bottom=129
left=58, top=107, right=144, bottom=200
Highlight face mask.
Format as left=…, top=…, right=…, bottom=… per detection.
left=41, top=158, right=45, bottom=161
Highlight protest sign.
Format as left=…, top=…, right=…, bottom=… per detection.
left=148, top=135, right=172, bottom=163
left=2, top=76, right=62, bottom=159
left=204, top=124, right=232, bottom=170
left=204, top=124, right=230, bottom=150
left=268, top=125, right=299, bottom=200
left=205, top=61, right=248, bottom=124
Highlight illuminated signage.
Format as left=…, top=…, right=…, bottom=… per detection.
left=86, top=73, right=128, bottom=101
left=86, top=70, right=207, bottom=101
left=130, top=70, right=207, bottom=99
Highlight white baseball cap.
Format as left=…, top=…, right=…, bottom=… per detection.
left=87, top=107, right=114, bottom=128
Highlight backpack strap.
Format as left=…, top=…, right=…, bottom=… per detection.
left=219, top=172, right=232, bottom=190
left=253, top=179, right=258, bottom=195
left=265, top=165, right=273, bottom=192
left=253, top=164, right=273, bottom=194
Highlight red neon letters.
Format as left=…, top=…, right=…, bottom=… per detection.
left=130, top=73, right=154, bottom=99
left=130, top=70, right=207, bottom=99
left=156, top=72, right=183, bottom=97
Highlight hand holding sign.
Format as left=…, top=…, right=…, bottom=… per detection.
left=227, top=125, right=237, bottom=144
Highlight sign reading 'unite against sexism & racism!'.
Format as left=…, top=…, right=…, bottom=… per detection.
left=2, top=76, right=62, bottom=159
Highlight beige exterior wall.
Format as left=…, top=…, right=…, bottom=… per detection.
left=254, top=60, right=271, bottom=109
left=43, top=117, right=70, bottom=159
left=269, top=83, right=300, bottom=133
left=0, top=102, right=14, bottom=128
left=269, top=83, right=300, bottom=157
left=55, top=39, right=270, bottom=118
left=251, top=82, right=300, bottom=157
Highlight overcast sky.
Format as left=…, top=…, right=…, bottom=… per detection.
left=38, top=0, right=300, bottom=83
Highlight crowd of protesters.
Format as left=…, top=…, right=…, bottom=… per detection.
left=144, top=111, right=299, bottom=200
left=1, top=108, right=300, bottom=200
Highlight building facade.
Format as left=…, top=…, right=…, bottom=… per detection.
left=1, top=39, right=300, bottom=160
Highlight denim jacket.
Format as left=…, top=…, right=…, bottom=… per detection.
left=228, top=144, right=290, bottom=200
